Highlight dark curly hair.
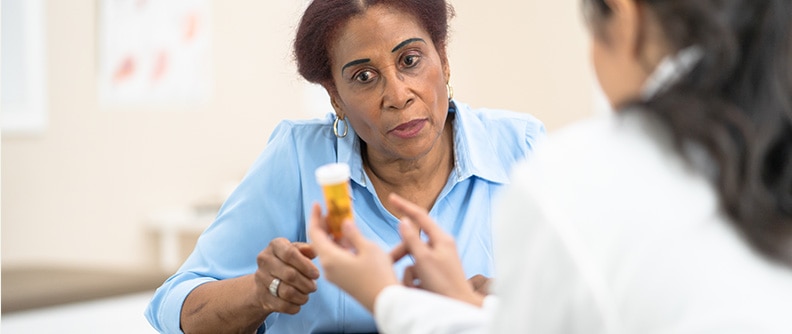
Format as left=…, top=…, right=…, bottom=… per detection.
left=585, top=0, right=792, bottom=266
left=294, top=0, right=455, bottom=87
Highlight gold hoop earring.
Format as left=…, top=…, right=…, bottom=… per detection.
left=333, top=116, right=348, bottom=138
left=446, top=83, right=454, bottom=101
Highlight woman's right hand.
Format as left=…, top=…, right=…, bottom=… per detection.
left=179, top=240, right=320, bottom=333
left=253, top=238, right=320, bottom=315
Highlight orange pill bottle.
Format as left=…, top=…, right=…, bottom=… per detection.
left=315, top=163, right=353, bottom=240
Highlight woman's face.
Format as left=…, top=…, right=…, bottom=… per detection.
left=326, top=5, right=450, bottom=163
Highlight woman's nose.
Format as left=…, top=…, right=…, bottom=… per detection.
left=381, top=72, right=414, bottom=111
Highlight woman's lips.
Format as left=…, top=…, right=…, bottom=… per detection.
left=389, top=119, right=426, bottom=139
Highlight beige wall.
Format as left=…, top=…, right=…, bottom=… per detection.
left=1, top=0, right=595, bottom=270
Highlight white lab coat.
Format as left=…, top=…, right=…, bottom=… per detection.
left=374, top=112, right=792, bottom=334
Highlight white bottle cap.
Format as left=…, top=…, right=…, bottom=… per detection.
left=315, top=162, right=351, bottom=185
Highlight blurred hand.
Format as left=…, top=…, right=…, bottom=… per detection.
left=468, top=274, right=491, bottom=296
left=253, top=237, right=320, bottom=315
left=388, top=193, right=485, bottom=307
left=391, top=244, right=491, bottom=295
left=308, top=204, right=399, bottom=313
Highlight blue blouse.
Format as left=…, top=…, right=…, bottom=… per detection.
left=145, top=101, right=545, bottom=333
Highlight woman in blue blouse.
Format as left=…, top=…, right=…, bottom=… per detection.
left=145, top=0, right=544, bottom=333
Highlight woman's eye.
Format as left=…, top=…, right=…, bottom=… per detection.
left=355, top=70, right=374, bottom=83
left=403, top=55, right=420, bottom=67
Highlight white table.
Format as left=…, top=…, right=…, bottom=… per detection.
left=146, top=209, right=214, bottom=271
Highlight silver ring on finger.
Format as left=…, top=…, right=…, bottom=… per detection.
left=269, top=278, right=280, bottom=298
left=268, top=278, right=281, bottom=298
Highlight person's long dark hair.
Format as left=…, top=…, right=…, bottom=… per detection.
left=586, top=0, right=792, bottom=266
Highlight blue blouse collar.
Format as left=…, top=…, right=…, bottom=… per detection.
left=449, top=101, right=511, bottom=184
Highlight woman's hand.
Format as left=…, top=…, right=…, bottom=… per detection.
left=388, top=193, right=485, bottom=307
left=253, top=238, right=320, bottom=315
left=308, top=204, right=399, bottom=313
left=468, top=274, right=492, bottom=296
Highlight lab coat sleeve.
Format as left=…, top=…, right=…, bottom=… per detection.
left=374, top=285, right=494, bottom=334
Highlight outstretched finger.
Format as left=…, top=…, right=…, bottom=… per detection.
left=389, top=242, right=408, bottom=262
left=338, top=219, right=369, bottom=251
left=388, top=193, right=446, bottom=240
left=399, top=217, right=429, bottom=257
left=308, top=203, right=341, bottom=256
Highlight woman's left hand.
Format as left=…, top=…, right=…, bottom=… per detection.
left=308, top=203, right=399, bottom=313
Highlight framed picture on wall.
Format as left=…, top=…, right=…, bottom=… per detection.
left=1, top=0, right=48, bottom=135
left=97, top=0, right=212, bottom=106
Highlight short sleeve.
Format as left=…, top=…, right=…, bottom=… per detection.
left=145, top=120, right=308, bottom=333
